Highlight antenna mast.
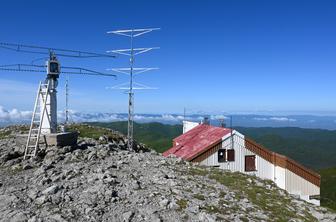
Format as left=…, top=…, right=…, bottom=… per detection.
left=65, top=75, right=69, bottom=125
left=107, top=28, right=159, bottom=151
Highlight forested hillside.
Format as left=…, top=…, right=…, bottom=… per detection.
left=320, top=167, right=336, bottom=211
left=236, top=127, right=336, bottom=170
left=89, top=121, right=182, bottom=153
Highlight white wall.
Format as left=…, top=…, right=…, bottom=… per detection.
left=182, top=121, right=200, bottom=134
left=275, top=166, right=286, bottom=190
left=199, top=130, right=320, bottom=205
left=200, top=131, right=274, bottom=181
left=285, top=169, right=320, bottom=205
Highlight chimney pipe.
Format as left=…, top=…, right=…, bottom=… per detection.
left=203, top=116, right=210, bottom=125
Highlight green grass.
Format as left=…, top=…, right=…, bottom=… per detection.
left=320, top=167, right=336, bottom=211
left=87, top=121, right=182, bottom=152
left=202, top=205, right=221, bottom=214
left=189, top=167, right=208, bottom=176
left=67, top=124, right=123, bottom=141
left=193, top=194, right=205, bottom=200
left=176, top=199, right=188, bottom=211
left=0, top=130, right=11, bottom=139
left=207, top=169, right=316, bottom=222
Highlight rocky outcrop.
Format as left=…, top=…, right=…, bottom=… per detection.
left=0, top=125, right=335, bottom=222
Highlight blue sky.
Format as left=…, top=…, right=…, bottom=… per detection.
left=0, top=0, right=336, bottom=115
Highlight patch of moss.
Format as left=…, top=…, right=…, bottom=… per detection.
left=0, top=130, right=11, bottom=139
left=202, top=205, right=221, bottom=214
left=193, top=194, right=205, bottom=200
left=189, top=167, right=208, bottom=176
left=176, top=199, right=188, bottom=211
left=9, top=164, right=23, bottom=175
left=219, top=191, right=227, bottom=198
left=183, top=188, right=193, bottom=193
left=239, top=216, right=249, bottom=222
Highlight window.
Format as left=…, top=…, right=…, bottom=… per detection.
left=227, top=149, right=235, bottom=162
left=245, top=155, right=256, bottom=172
left=218, top=149, right=226, bottom=163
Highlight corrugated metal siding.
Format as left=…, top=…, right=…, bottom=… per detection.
left=285, top=158, right=320, bottom=187
left=285, top=169, right=320, bottom=196
left=275, top=166, right=286, bottom=190
left=198, top=132, right=274, bottom=181
left=245, top=136, right=320, bottom=187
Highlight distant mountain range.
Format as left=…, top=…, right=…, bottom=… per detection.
left=1, top=108, right=336, bottom=130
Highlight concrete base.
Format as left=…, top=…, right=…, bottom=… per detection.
left=44, top=132, right=78, bottom=147
left=15, top=131, right=78, bottom=148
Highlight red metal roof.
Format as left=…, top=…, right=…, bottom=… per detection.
left=163, top=124, right=231, bottom=161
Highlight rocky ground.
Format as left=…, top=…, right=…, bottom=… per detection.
left=0, top=125, right=335, bottom=222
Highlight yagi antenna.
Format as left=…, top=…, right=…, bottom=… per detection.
left=106, top=27, right=160, bottom=151
left=0, top=64, right=116, bottom=77
left=0, top=42, right=116, bottom=58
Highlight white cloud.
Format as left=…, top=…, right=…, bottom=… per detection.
left=269, top=117, right=296, bottom=122
left=0, top=106, right=32, bottom=123
left=0, top=105, right=191, bottom=125
left=253, top=116, right=296, bottom=122
left=253, top=117, right=268, bottom=121
left=210, top=114, right=229, bottom=120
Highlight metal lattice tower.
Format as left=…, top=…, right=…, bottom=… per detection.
left=107, top=28, right=159, bottom=150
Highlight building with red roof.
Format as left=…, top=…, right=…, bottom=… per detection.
left=163, top=121, right=321, bottom=205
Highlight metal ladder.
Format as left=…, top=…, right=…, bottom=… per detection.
left=24, top=81, right=50, bottom=160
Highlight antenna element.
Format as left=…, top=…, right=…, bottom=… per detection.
left=107, top=28, right=160, bottom=150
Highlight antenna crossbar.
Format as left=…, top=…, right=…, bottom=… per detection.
left=0, top=42, right=116, bottom=58
left=0, top=64, right=116, bottom=77
left=107, top=28, right=160, bottom=37
left=107, top=67, right=158, bottom=75
left=107, top=47, right=159, bottom=56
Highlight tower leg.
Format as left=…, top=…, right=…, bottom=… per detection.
left=127, top=92, right=134, bottom=150
left=40, top=78, right=57, bottom=134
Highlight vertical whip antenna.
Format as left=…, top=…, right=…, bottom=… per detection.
left=65, top=74, right=69, bottom=125
left=107, top=28, right=160, bottom=151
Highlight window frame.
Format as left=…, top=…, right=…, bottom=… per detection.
left=227, top=149, right=235, bottom=162
left=245, top=155, right=257, bottom=172
left=218, top=149, right=226, bottom=163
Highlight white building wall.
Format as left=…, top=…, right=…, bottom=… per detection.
left=200, top=131, right=274, bottom=181
left=183, top=121, right=200, bottom=134
left=199, top=130, right=320, bottom=205
left=285, top=169, right=320, bottom=205
left=275, top=166, right=286, bottom=190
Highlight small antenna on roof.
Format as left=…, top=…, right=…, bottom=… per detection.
left=230, top=115, right=234, bottom=149
left=218, top=118, right=226, bottom=128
